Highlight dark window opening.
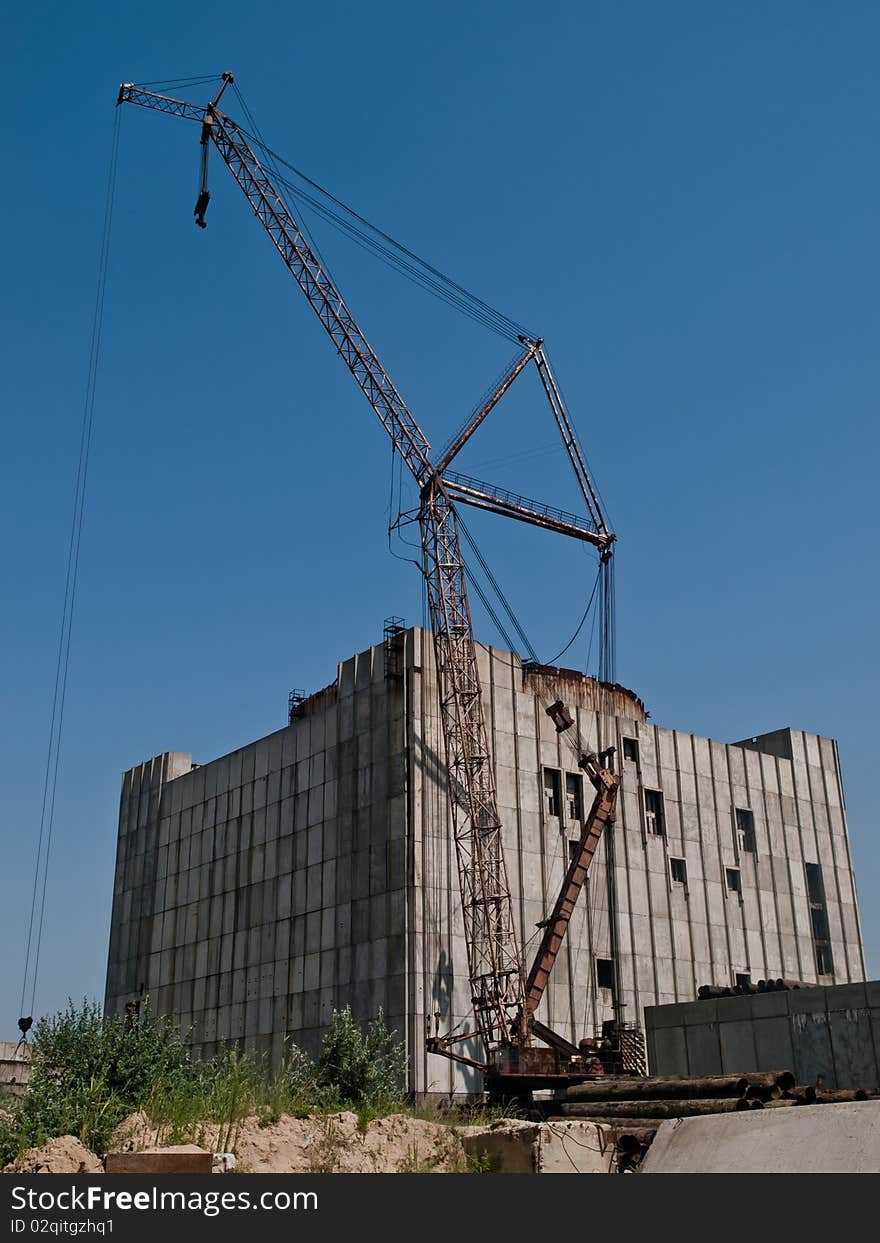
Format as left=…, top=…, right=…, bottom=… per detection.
left=810, top=905, right=830, bottom=943
left=726, top=868, right=742, bottom=895
left=623, top=738, right=639, bottom=763
left=736, top=808, right=756, bottom=853
left=596, top=958, right=615, bottom=990
left=815, top=942, right=834, bottom=975
left=566, top=772, right=584, bottom=821
left=543, top=768, right=562, bottom=818
left=735, top=972, right=752, bottom=989
left=670, top=857, right=687, bottom=884
left=645, top=789, right=665, bottom=836
left=805, top=862, right=826, bottom=904
left=806, top=863, right=834, bottom=975
left=568, top=838, right=582, bottom=864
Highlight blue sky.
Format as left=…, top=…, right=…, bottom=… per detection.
left=2, top=1, right=877, bottom=1026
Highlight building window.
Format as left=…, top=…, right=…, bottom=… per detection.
left=670, top=857, right=687, bottom=884
left=566, top=772, right=584, bottom=821
left=568, top=839, right=582, bottom=864
left=815, top=943, right=834, bottom=975
left=596, top=958, right=615, bottom=990
left=806, top=862, right=834, bottom=975
left=623, top=737, right=639, bottom=763
left=736, top=808, right=756, bottom=853
left=726, top=868, right=742, bottom=895
left=735, top=973, right=751, bottom=989
left=644, top=789, right=665, bottom=836
left=543, top=768, right=562, bottom=818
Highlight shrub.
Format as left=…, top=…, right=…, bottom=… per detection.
left=316, top=1007, right=406, bottom=1113
left=0, top=999, right=407, bottom=1163
left=9, top=999, right=193, bottom=1157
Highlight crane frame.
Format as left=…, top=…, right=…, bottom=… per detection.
left=117, top=72, right=621, bottom=1090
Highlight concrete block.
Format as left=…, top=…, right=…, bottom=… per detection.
left=105, top=1150, right=213, bottom=1175
left=461, top=1120, right=614, bottom=1174
left=641, top=1101, right=880, bottom=1173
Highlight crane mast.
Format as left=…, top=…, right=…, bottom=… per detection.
left=118, top=74, right=622, bottom=1084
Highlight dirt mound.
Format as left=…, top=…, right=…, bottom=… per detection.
left=4, top=1136, right=102, bottom=1175
left=108, top=1110, right=163, bottom=1153
left=207, top=1110, right=464, bottom=1173
left=102, top=1109, right=521, bottom=1173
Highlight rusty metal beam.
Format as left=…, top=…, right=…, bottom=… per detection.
left=523, top=757, right=620, bottom=1019
left=534, top=347, right=611, bottom=541
left=435, top=339, right=540, bottom=475
left=441, top=471, right=614, bottom=552
left=530, top=1018, right=581, bottom=1057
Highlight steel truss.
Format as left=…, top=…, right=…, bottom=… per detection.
left=118, top=74, right=617, bottom=1069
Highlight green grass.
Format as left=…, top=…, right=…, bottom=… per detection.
left=0, top=1001, right=407, bottom=1166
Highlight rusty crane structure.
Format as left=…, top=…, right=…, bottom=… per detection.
left=117, top=72, right=624, bottom=1096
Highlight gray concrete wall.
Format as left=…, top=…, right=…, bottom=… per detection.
left=105, top=628, right=866, bottom=1095
left=645, top=980, right=880, bottom=1088
left=105, top=652, right=408, bottom=1064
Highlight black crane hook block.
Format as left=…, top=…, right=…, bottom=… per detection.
left=194, top=190, right=210, bottom=228
left=546, top=700, right=574, bottom=732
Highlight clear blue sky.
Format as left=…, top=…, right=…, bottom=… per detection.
left=2, top=1, right=877, bottom=1027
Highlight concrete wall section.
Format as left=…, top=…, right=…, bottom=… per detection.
left=646, top=980, right=880, bottom=1088
left=105, top=649, right=408, bottom=1064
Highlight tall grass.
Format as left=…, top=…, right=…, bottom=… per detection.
left=0, top=1001, right=406, bottom=1165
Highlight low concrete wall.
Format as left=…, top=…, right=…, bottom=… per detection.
left=645, top=980, right=880, bottom=1089
left=641, top=1099, right=880, bottom=1173
left=460, top=1120, right=615, bottom=1173
left=0, top=1042, right=31, bottom=1097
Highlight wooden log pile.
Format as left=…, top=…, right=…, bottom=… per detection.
left=544, top=1071, right=879, bottom=1171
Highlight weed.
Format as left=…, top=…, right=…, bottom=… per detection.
left=306, top=1116, right=344, bottom=1173
left=0, top=998, right=409, bottom=1164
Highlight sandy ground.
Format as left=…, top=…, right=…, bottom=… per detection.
left=4, top=1136, right=103, bottom=1175
left=3, top=1111, right=535, bottom=1174
left=113, top=1109, right=535, bottom=1173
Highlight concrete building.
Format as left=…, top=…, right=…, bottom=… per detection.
left=105, top=627, right=866, bottom=1095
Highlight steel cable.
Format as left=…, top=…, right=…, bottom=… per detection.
left=19, top=106, right=122, bottom=1023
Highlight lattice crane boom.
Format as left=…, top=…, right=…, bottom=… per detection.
left=117, top=74, right=621, bottom=1081
left=118, top=73, right=527, bottom=1054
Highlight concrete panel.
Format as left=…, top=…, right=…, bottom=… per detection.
left=642, top=1100, right=880, bottom=1173
left=791, top=1011, right=835, bottom=1086
left=684, top=1024, right=723, bottom=1075
left=828, top=1008, right=878, bottom=1089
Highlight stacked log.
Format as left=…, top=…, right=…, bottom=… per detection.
left=561, top=1070, right=794, bottom=1113
left=697, top=978, right=811, bottom=999
left=543, top=1068, right=880, bottom=1168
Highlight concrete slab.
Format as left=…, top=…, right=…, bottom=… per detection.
left=460, top=1120, right=614, bottom=1174
left=105, top=1148, right=213, bottom=1175
left=641, top=1100, right=880, bottom=1173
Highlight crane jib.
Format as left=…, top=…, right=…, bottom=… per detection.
left=116, top=77, right=618, bottom=1082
